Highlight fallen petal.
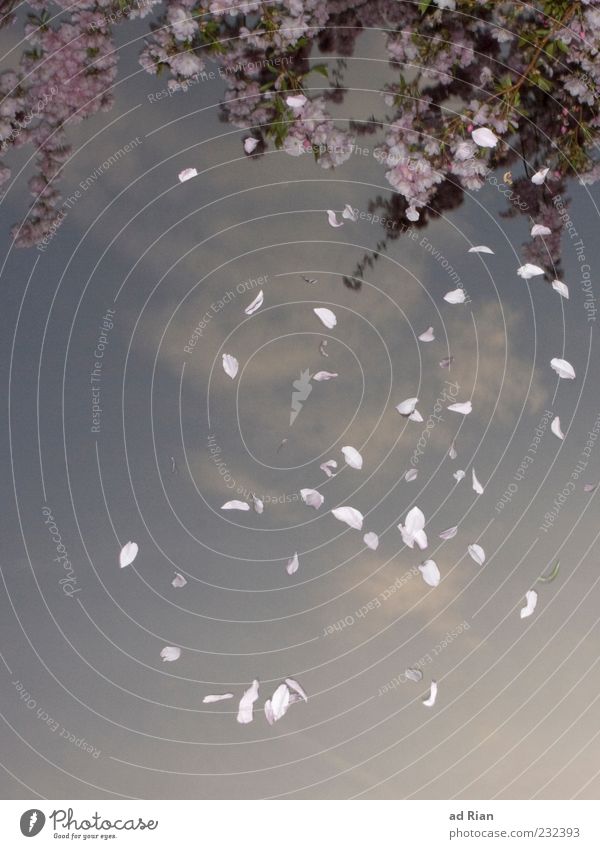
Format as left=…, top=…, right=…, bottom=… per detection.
left=520, top=589, right=538, bottom=619
left=468, top=245, right=494, bottom=254
left=471, top=127, right=498, bottom=148
left=447, top=401, right=472, bottom=415
left=439, top=526, right=458, bottom=540
left=203, top=693, right=233, bottom=703
left=251, top=494, right=264, bottom=514
left=313, top=371, right=338, bottom=381
left=221, top=500, right=250, bottom=511
left=439, top=356, right=454, bottom=369
left=405, top=667, right=423, bottom=682
left=396, top=397, right=418, bottom=416
left=531, top=223, right=552, bottom=237
left=222, top=353, right=239, bottom=379
left=327, top=209, right=343, bottom=228
left=237, top=679, right=259, bottom=724
left=286, top=552, right=299, bottom=575
left=454, top=469, right=465, bottom=482
left=419, top=559, right=440, bottom=587
left=172, top=573, right=187, bottom=588
left=244, top=290, right=264, bottom=315
left=552, top=279, right=569, bottom=299
left=550, top=357, right=576, bottom=379
left=178, top=167, right=197, bottom=182
left=285, top=677, right=308, bottom=702
left=551, top=416, right=565, bottom=440
left=342, top=203, right=358, bottom=221
left=444, top=288, right=466, bottom=304
left=300, top=488, right=324, bottom=509
left=119, top=541, right=138, bottom=568
left=468, top=543, right=485, bottom=565
left=320, top=459, right=337, bottom=477
left=405, top=468, right=418, bottom=482
left=472, top=469, right=484, bottom=494
left=331, top=506, right=364, bottom=530
left=418, top=326, right=435, bottom=342
left=363, top=531, right=379, bottom=550
left=422, top=680, right=438, bottom=707
left=160, top=646, right=181, bottom=662
left=314, top=307, right=337, bottom=328
left=286, top=94, right=307, bottom=109
left=342, top=445, right=363, bottom=469
left=517, top=263, right=545, bottom=280
left=243, top=137, right=259, bottom=154
left=448, top=443, right=457, bottom=460
left=531, top=166, right=549, bottom=185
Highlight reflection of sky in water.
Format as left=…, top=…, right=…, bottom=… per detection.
left=1, top=22, right=600, bottom=800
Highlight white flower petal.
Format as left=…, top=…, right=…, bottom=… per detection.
left=409, top=409, right=424, bottom=423
left=243, top=137, right=259, bottom=154
left=531, top=167, right=549, bottom=185
left=520, top=589, right=538, bottom=619
left=221, top=500, right=250, bottom=511
left=286, top=94, right=307, bottom=109
left=447, top=401, right=472, bottom=415
left=439, top=356, right=454, bottom=369
left=237, top=679, right=259, bottom=724
left=363, top=531, right=379, bottom=550
left=472, top=469, right=484, bottom=494
left=531, top=223, right=552, bottom=237
left=160, top=646, right=181, bottom=662
left=320, top=459, right=337, bottom=477
left=405, top=468, right=418, bottom=482
left=422, top=680, right=438, bottom=707
left=468, top=245, right=494, bottom=254
left=285, top=677, right=308, bottom=702
left=178, top=167, right=197, bottom=182
left=399, top=506, right=427, bottom=549
left=222, top=353, right=239, bottom=378
left=251, top=494, right=264, bottom=514
left=342, top=445, right=363, bottom=469
left=454, top=469, right=466, bottom=481
left=244, top=289, right=264, bottom=315
left=517, top=263, right=545, bottom=279
left=468, top=543, right=485, bottom=565
left=300, top=488, right=324, bottom=509
left=171, top=573, right=187, bottom=588
left=286, top=552, right=299, bottom=575
left=444, top=288, right=466, bottom=304
left=270, top=683, right=291, bottom=721
left=313, top=370, right=338, bottom=381
left=396, top=396, right=418, bottom=416
left=327, top=209, right=344, bottom=228
left=551, top=416, right=565, bottom=440
left=314, top=307, right=337, bottom=328
left=471, top=127, right=498, bottom=148
left=203, top=693, right=233, bottom=703
left=552, top=279, right=569, bottom=299
left=448, top=443, right=457, bottom=460
left=331, top=506, right=364, bottom=530
left=584, top=483, right=598, bottom=493
left=550, top=357, right=576, bottom=379
left=264, top=699, right=274, bottom=725
left=439, top=526, right=458, bottom=540
left=418, top=326, right=435, bottom=341
left=342, top=203, right=358, bottom=221
left=405, top=668, right=423, bottom=683
left=418, top=559, right=440, bottom=587
left=119, top=541, right=138, bottom=568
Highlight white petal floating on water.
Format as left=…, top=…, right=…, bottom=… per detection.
left=314, top=307, right=337, bottom=328
left=531, top=223, right=552, bottom=237
left=552, top=279, right=569, bottom=299
left=405, top=667, right=423, bottom=683
left=418, top=326, right=435, bottom=342
left=409, top=409, right=424, bottom=423
left=285, top=677, right=308, bottom=702
left=243, top=137, right=259, bottom=154
left=440, top=356, right=454, bottom=369
left=300, top=488, right=324, bottom=509
left=405, top=468, right=418, bottom=482
left=270, top=683, right=291, bottom=722
left=471, top=127, right=498, bottom=148
left=178, top=167, right=197, bottom=182
left=119, top=541, right=138, bottom=569
left=448, top=443, right=457, bottom=460
left=422, top=680, right=438, bottom=707
left=531, top=166, right=549, bottom=185
left=472, top=468, right=484, bottom=494
left=244, top=289, right=264, bottom=315
left=520, top=589, right=538, bottom=619
left=327, top=209, right=343, bottom=228
left=286, top=93, right=307, bottom=109
left=286, top=552, right=299, bottom=575
left=237, top=679, right=259, bottom=724
left=331, top=506, right=364, bottom=530
left=439, top=526, right=458, bottom=540
left=396, top=397, right=419, bottom=416
left=418, top=559, right=440, bottom=587
left=222, top=353, right=239, bottom=379
left=447, top=401, right=472, bottom=415
left=550, top=357, right=576, bottom=379
left=363, top=531, right=379, bottom=550
left=320, top=459, right=337, bottom=477
left=399, top=506, right=427, bottom=550
left=517, top=263, right=545, bottom=279
left=468, top=543, right=485, bottom=565
left=251, top=494, right=264, bottom=514
left=342, top=203, right=358, bottom=221
left=468, top=245, right=494, bottom=254
left=313, top=371, right=338, bottom=381
left=172, top=573, right=187, bottom=588
left=444, top=288, right=466, bottom=304
left=221, top=500, right=249, bottom=511
left=342, top=446, right=363, bottom=469
left=551, top=416, right=565, bottom=440
left=203, top=693, right=233, bottom=703
left=454, top=469, right=465, bottom=482
left=160, top=646, right=181, bottom=662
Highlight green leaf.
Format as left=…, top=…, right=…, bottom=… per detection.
left=311, top=64, right=329, bottom=78
left=419, top=0, right=433, bottom=12
left=538, top=560, right=560, bottom=583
